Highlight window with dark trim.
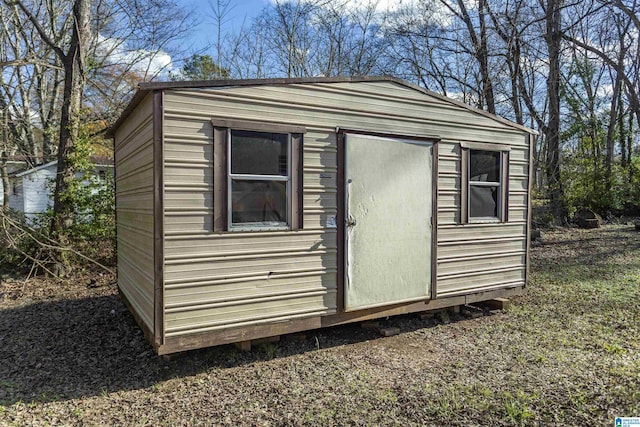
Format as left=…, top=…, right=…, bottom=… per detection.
left=211, top=119, right=304, bottom=232
left=469, top=149, right=501, bottom=218
left=461, top=143, right=509, bottom=223
left=229, top=130, right=290, bottom=229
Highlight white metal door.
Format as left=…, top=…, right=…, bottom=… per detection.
left=344, top=134, right=432, bottom=311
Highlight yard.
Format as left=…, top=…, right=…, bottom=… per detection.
left=0, top=225, right=639, bottom=426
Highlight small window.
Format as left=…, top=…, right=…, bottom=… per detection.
left=211, top=119, right=305, bottom=233
left=461, top=144, right=509, bottom=223
left=229, top=130, right=290, bottom=229
left=469, top=150, right=501, bottom=219
left=12, top=182, right=18, bottom=195
left=98, top=170, right=106, bottom=180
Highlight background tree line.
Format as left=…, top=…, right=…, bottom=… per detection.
left=204, top=0, right=639, bottom=220
left=0, top=0, right=638, bottom=272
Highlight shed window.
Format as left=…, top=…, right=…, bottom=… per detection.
left=461, top=144, right=509, bottom=223
left=469, top=150, right=501, bottom=218
left=211, top=119, right=305, bottom=232
left=229, top=130, right=290, bottom=228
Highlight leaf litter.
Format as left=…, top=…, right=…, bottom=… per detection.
left=0, top=225, right=639, bottom=426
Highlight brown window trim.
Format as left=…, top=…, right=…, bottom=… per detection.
left=211, top=118, right=306, bottom=135
left=460, top=142, right=509, bottom=225
left=211, top=119, right=304, bottom=232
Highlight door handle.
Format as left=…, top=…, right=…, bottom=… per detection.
left=345, top=179, right=356, bottom=228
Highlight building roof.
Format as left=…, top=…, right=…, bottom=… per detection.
left=10, top=156, right=114, bottom=178
left=5, top=160, right=28, bottom=175
left=107, top=75, right=537, bottom=137
left=13, top=160, right=57, bottom=178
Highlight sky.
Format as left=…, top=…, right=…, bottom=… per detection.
left=103, top=0, right=455, bottom=80
left=182, top=0, right=269, bottom=54
left=179, top=0, right=419, bottom=56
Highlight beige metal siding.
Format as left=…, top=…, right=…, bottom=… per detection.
left=161, top=81, right=529, bottom=337
left=436, top=139, right=529, bottom=297
left=163, top=126, right=339, bottom=336
left=115, top=94, right=155, bottom=331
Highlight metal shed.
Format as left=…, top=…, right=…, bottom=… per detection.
left=109, top=76, right=535, bottom=355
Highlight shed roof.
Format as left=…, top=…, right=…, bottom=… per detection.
left=107, top=76, right=537, bottom=137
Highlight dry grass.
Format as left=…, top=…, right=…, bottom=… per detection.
left=1, top=225, right=639, bottom=426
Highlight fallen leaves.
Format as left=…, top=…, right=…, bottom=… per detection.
left=0, top=225, right=638, bottom=426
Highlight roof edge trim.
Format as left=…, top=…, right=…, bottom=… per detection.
left=107, top=75, right=537, bottom=137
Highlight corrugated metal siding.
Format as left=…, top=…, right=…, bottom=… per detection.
left=163, top=123, right=339, bottom=336
left=115, top=94, right=155, bottom=332
left=436, top=139, right=529, bottom=297
left=161, top=81, right=529, bottom=337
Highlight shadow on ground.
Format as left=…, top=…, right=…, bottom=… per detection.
left=532, top=226, right=640, bottom=267
left=0, top=291, right=450, bottom=406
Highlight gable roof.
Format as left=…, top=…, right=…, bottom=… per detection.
left=13, top=160, right=57, bottom=178
left=107, top=75, right=536, bottom=137
left=11, top=156, right=114, bottom=178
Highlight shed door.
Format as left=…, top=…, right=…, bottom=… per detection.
left=344, top=134, right=432, bottom=311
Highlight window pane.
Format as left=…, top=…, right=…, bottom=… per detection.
left=470, top=150, right=500, bottom=182
left=231, top=130, right=288, bottom=176
left=231, top=179, right=287, bottom=225
left=469, top=185, right=498, bottom=218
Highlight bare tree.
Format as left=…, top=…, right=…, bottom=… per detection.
left=563, top=3, right=640, bottom=127
left=8, top=0, right=93, bottom=241
left=311, top=0, right=388, bottom=77
left=269, top=0, right=318, bottom=77
left=438, top=0, right=496, bottom=113
left=543, top=0, right=566, bottom=218
left=485, top=0, right=528, bottom=124
left=84, top=0, right=195, bottom=124
left=0, top=0, right=193, bottom=271
left=0, top=0, right=67, bottom=164
left=208, top=0, right=234, bottom=71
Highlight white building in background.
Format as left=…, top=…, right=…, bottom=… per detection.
left=9, top=160, right=58, bottom=218
left=5, top=159, right=112, bottom=222
left=0, top=160, right=28, bottom=207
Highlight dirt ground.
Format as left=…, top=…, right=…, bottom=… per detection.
left=1, top=225, right=639, bottom=426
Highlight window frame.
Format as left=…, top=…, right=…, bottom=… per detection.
left=227, top=129, right=292, bottom=231
left=211, top=118, right=305, bottom=233
left=460, top=142, right=510, bottom=224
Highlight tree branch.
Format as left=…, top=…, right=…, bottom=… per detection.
left=563, top=33, right=640, bottom=125
left=4, top=0, right=66, bottom=61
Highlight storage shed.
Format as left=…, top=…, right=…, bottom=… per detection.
left=109, top=76, right=535, bottom=355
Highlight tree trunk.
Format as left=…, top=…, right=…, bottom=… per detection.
left=39, top=66, right=62, bottom=163
left=1, top=151, right=8, bottom=210
left=1, top=109, right=8, bottom=209
left=619, top=91, right=626, bottom=170
left=50, top=0, right=91, bottom=242
left=628, top=112, right=634, bottom=186
left=605, top=70, right=622, bottom=194
left=453, top=0, right=496, bottom=114
left=510, top=39, right=523, bottom=125
left=545, top=0, right=566, bottom=221
left=477, top=0, right=495, bottom=114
